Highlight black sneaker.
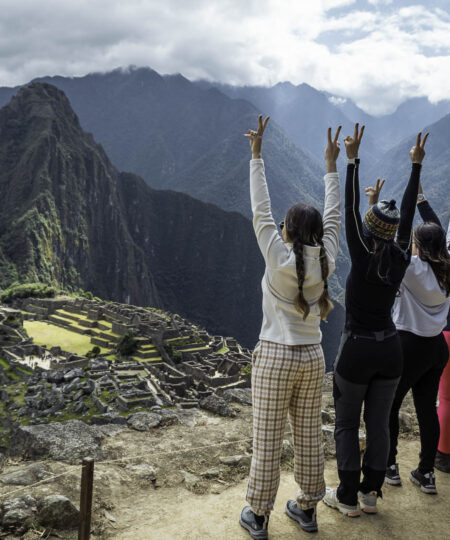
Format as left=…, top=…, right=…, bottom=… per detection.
left=435, top=451, right=450, bottom=473
left=239, top=506, right=269, bottom=539
left=410, top=469, right=438, bottom=494
left=285, top=500, right=318, bottom=533
left=385, top=463, right=402, bottom=486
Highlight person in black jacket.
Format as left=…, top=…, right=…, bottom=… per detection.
left=323, top=126, right=428, bottom=517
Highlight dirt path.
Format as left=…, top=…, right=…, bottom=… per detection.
left=107, top=439, right=450, bottom=540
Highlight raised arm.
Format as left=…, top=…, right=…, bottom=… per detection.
left=447, top=219, right=450, bottom=251
left=322, top=126, right=342, bottom=266
left=344, top=123, right=369, bottom=260
left=416, top=182, right=442, bottom=227
left=247, top=115, right=289, bottom=267
left=397, top=132, right=428, bottom=250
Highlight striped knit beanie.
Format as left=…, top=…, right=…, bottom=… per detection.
left=363, top=199, right=400, bottom=241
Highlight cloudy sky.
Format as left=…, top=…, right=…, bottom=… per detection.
left=1, top=0, right=450, bottom=114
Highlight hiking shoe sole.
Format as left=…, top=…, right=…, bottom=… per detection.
left=239, top=517, right=268, bottom=539
left=385, top=475, right=402, bottom=486
left=285, top=503, right=318, bottom=533
left=323, top=490, right=360, bottom=518
left=357, top=492, right=377, bottom=514
left=410, top=472, right=438, bottom=495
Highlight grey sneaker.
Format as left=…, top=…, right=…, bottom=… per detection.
left=285, top=500, right=318, bottom=533
left=357, top=490, right=378, bottom=514
left=410, top=469, right=438, bottom=495
left=323, top=487, right=360, bottom=518
left=239, top=506, right=269, bottom=539
left=385, top=463, right=402, bottom=486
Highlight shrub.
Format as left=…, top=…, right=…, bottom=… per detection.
left=116, top=331, right=138, bottom=357
left=239, top=364, right=252, bottom=377
left=0, top=282, right=56, bottom=303
left=86, top=345, right=101, bottom=358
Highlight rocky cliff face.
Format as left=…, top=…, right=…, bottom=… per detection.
left=0, top=83, right=264, bottom=346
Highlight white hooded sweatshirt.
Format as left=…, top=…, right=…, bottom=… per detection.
left=393, top=219, right=450, bottom=337
left=250, top=159, right=341, bottom=346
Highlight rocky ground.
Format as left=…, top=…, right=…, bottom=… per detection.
left=0, top=376, right=444, bottom=539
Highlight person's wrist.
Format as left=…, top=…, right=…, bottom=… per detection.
left=326, top=159, right=337, bottom=173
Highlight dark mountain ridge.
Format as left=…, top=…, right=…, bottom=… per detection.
left=0, top=82, right=266, bottom=347
left=0, top=82, right=345, bottom=365
left=0, top=68, right=325, bottom=223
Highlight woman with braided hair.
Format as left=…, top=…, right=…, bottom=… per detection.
left=239, top=115, right=342, bottom=538
left=324, top=126, right=428, bottom=518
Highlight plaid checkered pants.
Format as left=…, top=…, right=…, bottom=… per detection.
left=246, top=340, right=326, bottom=515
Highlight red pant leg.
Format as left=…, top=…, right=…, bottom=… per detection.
left=438, top=331, right=450, bottom=454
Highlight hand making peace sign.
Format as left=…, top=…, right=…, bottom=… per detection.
left=244, top=114, right=270, bottom=159
left=410, top=132, right=429, bottom=164
left=344, top=123, right=365, bottom=159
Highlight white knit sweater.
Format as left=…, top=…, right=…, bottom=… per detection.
left=250, top=159, right=341, bottom=345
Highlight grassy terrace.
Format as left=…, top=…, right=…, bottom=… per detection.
left=24, top=320, right=109, bottom=356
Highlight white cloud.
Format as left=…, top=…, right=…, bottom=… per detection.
left=0, top=0, right=449, bottom=114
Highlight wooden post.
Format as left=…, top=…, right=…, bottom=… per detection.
left=78, top=457, right=94, bottom=540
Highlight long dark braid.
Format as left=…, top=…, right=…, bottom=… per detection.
left=292, top=239, right=310, bottom=320
left=286, top=203, right=334, bottom=321
left=316, top=238, right=333, bottom=320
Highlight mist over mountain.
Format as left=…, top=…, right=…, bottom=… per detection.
left=199, top=81, right=450, bottom=161
left=0, top=68, right=326, bottom=223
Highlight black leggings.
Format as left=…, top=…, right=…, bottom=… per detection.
left=333, top=331, right=403, bottom=506
left=388, top=331, right=448, bottom=473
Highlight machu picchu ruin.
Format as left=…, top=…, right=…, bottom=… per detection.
left=0, top=295, right=253, bottom=444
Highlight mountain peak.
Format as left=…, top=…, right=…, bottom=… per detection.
left=6, top=82, right=81, bottom=129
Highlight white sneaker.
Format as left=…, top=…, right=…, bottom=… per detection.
left=323, top=487, right=360, bottom=518
left=358, top=490, right=378, bottom=514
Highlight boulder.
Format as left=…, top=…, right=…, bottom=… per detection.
left=180, top=470, right=207, bottom=494
left=201, top=467, right=221, bottom=478
left=1, top=495, right=37, bottom=528
left=37, top=495, right=79, bottom=529
left=8, top=420, right=103, bottom=463
left=219, top=454, right=251, bottom=467
left=159, top=408, right=200, bottom=427
left=125, top=464, right=156, bottom=481
left=399, top=411, right=414, bottom=433
left=281, top=439, right=294, bottom=462
left=63, top=368, right=83, bottom=382
left=321, top=409, right=335, bottom=424
left=222, top=388, right=252, bottom=406
left=127, top=412, right=162, bottom=431
left=1, top=463, right=54, bottom=486
left=47, top=370, right=65, bottom=384
left=199, top=394, right=237, bottom=417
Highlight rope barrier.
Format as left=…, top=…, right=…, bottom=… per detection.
left=0, top=470, right=75, bottom=500
left=97, top=429, right=293, bottom=466
left=0, top=429, right=294, bottom=499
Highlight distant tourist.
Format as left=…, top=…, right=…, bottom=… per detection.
left=240, top=116, right=342, bottom=538
left=385, top=181, right=450, bottom=493
left=436, top=220, right=450, bottom=473
left=324, top=127, right=428, bottom=517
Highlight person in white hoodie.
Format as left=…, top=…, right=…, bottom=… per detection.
left=378, top=181, right=450, bottom=494
left=239, top=116, right=341, bottom=539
